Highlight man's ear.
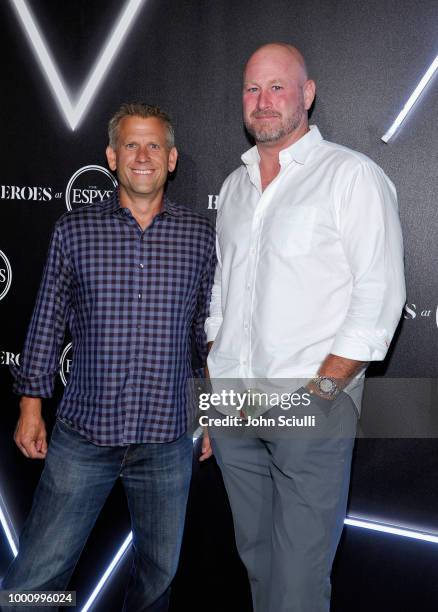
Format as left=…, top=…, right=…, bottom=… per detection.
left=106, top=145, right=117, bottom=171
left=303, top=79, right=316, bottom=111
left=168, top=147, right=178, bottom=173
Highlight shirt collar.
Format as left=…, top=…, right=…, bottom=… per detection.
left=99, top=190, right=183, bottom=217
left=241, top=124, right=323, bottom=168
left=162, top=198, right=184, bottom=217
left=99, top=191, right=121, bottom=215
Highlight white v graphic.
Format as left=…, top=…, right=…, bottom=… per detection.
left=382, top=54, right=438, bottom=142
left=10, top=0, right=146, bottom=130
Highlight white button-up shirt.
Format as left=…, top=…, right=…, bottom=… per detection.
left=205, top=126, right=405, bottom=402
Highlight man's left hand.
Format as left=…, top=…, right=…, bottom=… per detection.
left=199, top=428, right=212, bottom=461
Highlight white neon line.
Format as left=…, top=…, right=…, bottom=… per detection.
left=382, top=54, right=438, bottom=142
left=10, top=0, right=145, bottom=131
left=345, top=516, right=438, bottom=544
left=81, top=532, right=133, bottom=612
left=78, top=517, right=438, bottom=611
left=72, top=0, right=145, bottom=129
left=9, top=0, right=73, bottom=126
left=4, top=438, right=436, bottom=608
left=0, top=491, right=18, bottom=557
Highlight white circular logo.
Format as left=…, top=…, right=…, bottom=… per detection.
left=65, top=165, right=117, bottom=211
left=59, top=342, right=73, bottom=386
left=0, top=250, right=12, bottom=301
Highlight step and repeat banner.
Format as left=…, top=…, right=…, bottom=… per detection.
left=1, top=0, right=438, bottom=609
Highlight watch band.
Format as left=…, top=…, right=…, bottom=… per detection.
left=308, top=375, right=340, bottom=400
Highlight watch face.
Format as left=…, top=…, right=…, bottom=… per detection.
left=319, top=378, right=335, bottom=393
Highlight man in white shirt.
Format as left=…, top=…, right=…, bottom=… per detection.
left=200, top=43, right=405, bottom=612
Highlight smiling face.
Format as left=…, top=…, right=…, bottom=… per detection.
left=242, top=44, right=315, bottom=147
left=106, top=115, right=177, bottom=206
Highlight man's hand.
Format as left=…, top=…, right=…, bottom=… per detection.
left=14, top=397, right=47, bottom=459
left=204, top=341, right=213, bottom=379
left=308, top=353, right=366, bottom=398
left=199, top=428, right=212, bottom=462
left=199, top=341, right=214, bottom=461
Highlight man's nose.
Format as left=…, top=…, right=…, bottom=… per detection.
left=136, top=145, right=150, bottom=161
left=256, top=89, right=273, bottom=110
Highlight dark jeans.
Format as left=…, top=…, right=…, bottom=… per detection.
left=1, top=419, right=193, bottom=611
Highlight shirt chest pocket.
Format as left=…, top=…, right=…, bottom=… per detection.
left=264, top=205, right=317, bottom=257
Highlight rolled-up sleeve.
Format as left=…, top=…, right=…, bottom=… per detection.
left=192, top=241, right=217, bottom=365
left=11, top=221, right=73, bottom=397
left=330, top=162, right=406, bottom=361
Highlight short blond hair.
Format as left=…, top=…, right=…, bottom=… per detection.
left=108, top=102, right=175, bottom=149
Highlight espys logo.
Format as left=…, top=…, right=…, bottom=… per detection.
left=65, top=165, right=117, bottom=211
left=59, top=342, right=73, bottom=386
left=0, top=250, right=12, bottom=301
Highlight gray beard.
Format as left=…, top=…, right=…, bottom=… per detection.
left=246, top=124, right=290, bottom=143
left=244, top=105, right=304, bottom=144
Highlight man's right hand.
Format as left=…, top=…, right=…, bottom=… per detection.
left=14, top=397, right=48, bottom=459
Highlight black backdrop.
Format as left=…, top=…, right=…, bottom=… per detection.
left=1, top=1, right=438, bottom=610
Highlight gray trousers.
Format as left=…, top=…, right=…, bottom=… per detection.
left=210, top=391, right=357, bottom=612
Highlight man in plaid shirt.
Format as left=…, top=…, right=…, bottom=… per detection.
left=3, top=103, right=216, bottom=611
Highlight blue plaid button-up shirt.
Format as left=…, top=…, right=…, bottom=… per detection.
left=12, top=193, right=216, bottom=445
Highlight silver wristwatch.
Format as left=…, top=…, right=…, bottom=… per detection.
left=308, top=376, right=340, bottom=400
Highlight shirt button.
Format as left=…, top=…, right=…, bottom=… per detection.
left=138, top=293, right=142, bottom=299
left=137, top=324, right=141, bottom=330
left=246, top=283, right=251, bottom=290
left=244, top=322, right=249, bottom=330
left=139, top=263, right=144, bottom=269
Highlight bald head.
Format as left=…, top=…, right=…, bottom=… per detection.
left=244, top=43, right=309, bottom=84
left=242, top=43, right=315, bottom=147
